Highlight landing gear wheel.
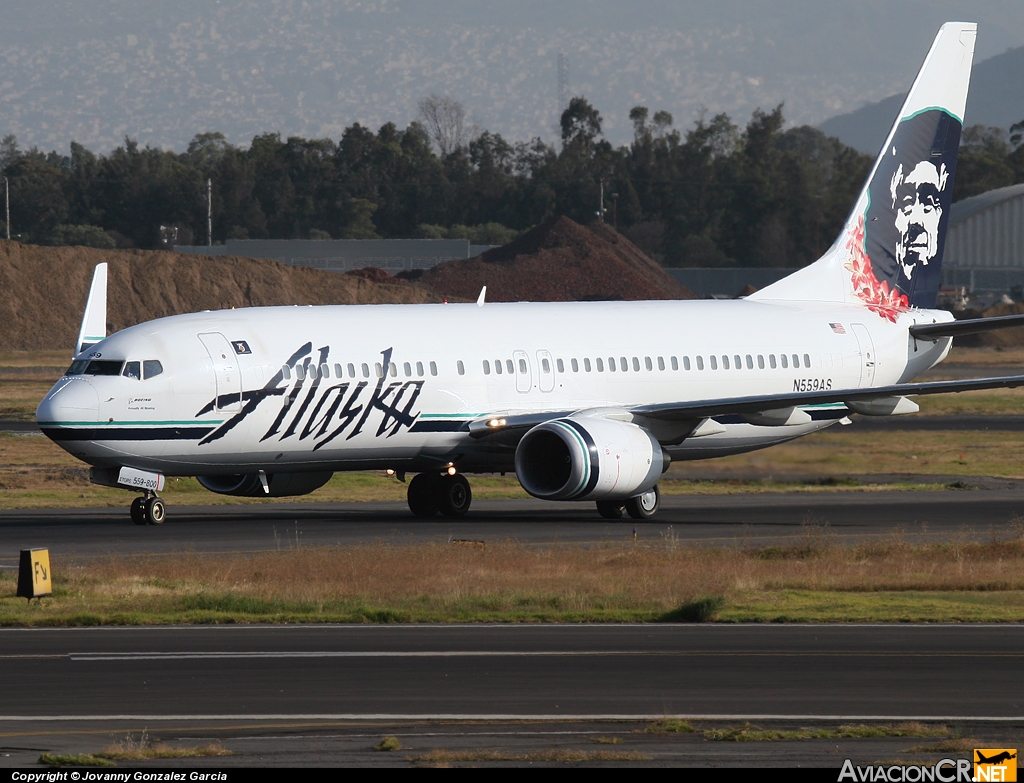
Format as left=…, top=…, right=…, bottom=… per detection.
left=437, top=474, right=472, bottom=518
left=408, top=472, right=441, bottom=517
left=596, top=500, right=625, bottom=520
left=144, top=496, right=166, bottom=525
left=130, top=497, right=147, bottom=526
left=625, top=485, right=660, bottom=520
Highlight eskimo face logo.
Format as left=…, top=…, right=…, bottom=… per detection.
left=891, top=159, right=949, bottom=281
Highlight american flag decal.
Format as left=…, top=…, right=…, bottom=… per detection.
left=829, top=323, right=846, bottom=334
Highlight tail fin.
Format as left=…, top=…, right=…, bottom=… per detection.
left=75, top=262, right=108, bottom=357
left=750, top=22, right=976, bottom=316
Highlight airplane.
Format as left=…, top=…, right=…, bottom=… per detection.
left=34, top=22, right=1024, bottom=525
left=976, top=751, right=1016, bottom=765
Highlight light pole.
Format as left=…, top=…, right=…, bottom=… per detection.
left=207, top=178, right=212, bottom=247
left=4, top=177, right=9, bottom=241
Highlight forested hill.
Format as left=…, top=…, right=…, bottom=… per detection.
left=2, top=99, right=1023, bottom=269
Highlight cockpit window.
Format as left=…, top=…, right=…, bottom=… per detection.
left=123, top=361, right=142, bottom=380
left=143, top=360, right=163, bottom=379
left=66, top=360, right=88, bottom=375
left=84, top=360, right=124, bottom=376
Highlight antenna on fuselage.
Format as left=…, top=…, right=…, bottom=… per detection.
left=476, top=286, right=487, bottom=307
left=75, top=262, right=108, bottom=357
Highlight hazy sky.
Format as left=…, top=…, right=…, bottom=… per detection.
left=2, top=0, right=1023, bottom=153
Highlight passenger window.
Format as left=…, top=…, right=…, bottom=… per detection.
left=619, top=357, right=627, bottom=372
left=769, top=354, right=777, bottom=369
left=556, top=358, right=564, bottom=373
left=657, top=356, right=665, bottom=371
left=734, top=355, right=742, bottom=370
left=334, top=363, right=342, bottom=377
left=629, top=357, right=638, bottom=372
left=803, top=353, right=811, bottom=368
left=416, top=361, right=424, bottom=377
left=607, top=358, right=615, bottom=373
left=296, top=365, right=306, bottom=381
left=506, top=359, right=514, bottom=374
left=389, top=362, right=398, bottom=377
left=282, top=366, right=292, bottom=380
left=400, top=362, right=409, bottom=377
left=321, top=363, right=330, bottom=379
left=792, top=354, right=800, bottom=368
left=362, top=363, right=370, bottom=378
left=571, top=358, right=579, bottom=373
left=429, top=361, right=437, bottom=376
left=374, top=363, right=383, bottom=378
left=483, top=360, right=491, bottom=375
left=345, top=363, right=353, bottom=378
left=746, top=355, right=753, bottom=369
left=681, top=356, right=689, bottom=371
left=457, top=360, right=466, bottom=375
left=586, top=358, right=594, bottom=372
left=710, top=356, right=718, bottom=370
left=644, top=357, right=652, bottom=371
left=143, top=360, right=163, bottom=379
left=813, top=354, right=822, bottom=369
left=542, top=358, right=550, bottom=373
left=518, top=358, right=527, bottom=374
left=122, top=361, right=141, bottom=380
left=781, top=354, right=789, bottom=369
left=722, top=355, right=729, bottom=370
left=696, top=356, right=704, bottom=370
left=494, top=360, right=502, bottom=375
left=757, top=355, right=764, bottom=369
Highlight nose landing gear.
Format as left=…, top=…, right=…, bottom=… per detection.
left=130, top=493, right=166, bottom=525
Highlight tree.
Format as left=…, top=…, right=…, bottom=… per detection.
left=560, top=97, right=602, bottom=148
left=417, top=94, right=471, bottom=157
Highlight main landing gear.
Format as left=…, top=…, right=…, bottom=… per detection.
left=596, top=485, right=661, bottom=521
left=130, top=493, right=166, bottom=526
left=407, top=472, right=473, bottom=518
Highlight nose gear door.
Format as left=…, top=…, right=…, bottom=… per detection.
left=198, top=332, right=243, bottom=412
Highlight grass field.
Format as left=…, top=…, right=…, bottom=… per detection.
left=3, top=530, right=1023, bottom=625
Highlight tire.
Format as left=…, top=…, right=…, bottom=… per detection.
left=437, top=474, right=472, bottom=518
left=130, top=497, right=147, bottom=526
left=625, top=485, right=660, bottom=520
left=408, top=472, right=441, bottom=517
left=596, top=500, right=624, bottom=520
left=144, top=497, right=166, bottom=525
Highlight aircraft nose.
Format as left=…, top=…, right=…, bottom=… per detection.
left=36, top=378, right=99, bottom=424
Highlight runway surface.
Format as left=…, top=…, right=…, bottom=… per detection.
left=1, top=488, right=1022, bottom=565
left=2, top=624, right=1021, bottom=719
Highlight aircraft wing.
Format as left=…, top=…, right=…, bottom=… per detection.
left=469, top=373, right=1024, bottom=442
left=630, top=374, right=1024, bottom=421
left=910, top=314, right=1024, bottom=340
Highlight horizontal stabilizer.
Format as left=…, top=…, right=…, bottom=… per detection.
left=75, top=263, right=108, bottom=357
left=910, top=313, right=1024, bottom=340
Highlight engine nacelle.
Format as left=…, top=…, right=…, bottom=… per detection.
left=515, top=417, right=667, bottom=501
left=196, top=471, right=333, bottom=497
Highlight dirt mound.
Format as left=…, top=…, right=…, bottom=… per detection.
left=0, top=241, right=438, bottom=352
left=408, top=216, right=697, bottom=302
left=345, top=266, right=406, bottom=285
left=955, top=302, right=1024, bottom=347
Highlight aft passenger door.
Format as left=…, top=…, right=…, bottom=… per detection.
left=851, top=323, right=876, bottom=387
left=198, top=332, right=243, bottom=412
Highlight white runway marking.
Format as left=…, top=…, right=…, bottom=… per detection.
left=0, top=714, right=1021, bottom=722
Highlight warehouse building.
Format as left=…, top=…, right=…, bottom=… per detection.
left=942, top=182, right=1024, bottom=292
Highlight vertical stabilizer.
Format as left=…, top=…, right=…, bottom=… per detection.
left=75, top=263, right=108, bottom=356
left=750, top=22, right=977, bottom=317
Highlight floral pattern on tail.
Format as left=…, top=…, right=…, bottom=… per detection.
left=843, top=215, right=909, bottom=323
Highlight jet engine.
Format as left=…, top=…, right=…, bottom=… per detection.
left=196, top=471, right=333, bottom=497
left=514, top=417, right=668, bottom=501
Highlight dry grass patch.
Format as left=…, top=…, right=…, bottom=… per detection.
left=704, top=722, right=950, bottom=742
left=375, top=736, right=402, bottom=752
left=589, top=736, right=623, bottom=744
left=39, top=753, right=114, bottom=767
left=413, top=748, right=650, bottom=763
left=646, top=720, right=696, bottom=734
left=95, top=731, right=229, bottom=760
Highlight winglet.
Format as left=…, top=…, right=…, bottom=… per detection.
left=476, top=286, right=487, bottom=307
left=75, top=263, right=108, bottom=357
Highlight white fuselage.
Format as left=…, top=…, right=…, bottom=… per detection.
left=37, top=298, right=952, bottom=477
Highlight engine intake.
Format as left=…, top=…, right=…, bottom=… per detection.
left=196, top=471, right=333, bottom=497
left=515, top=417, right=666, bottom=501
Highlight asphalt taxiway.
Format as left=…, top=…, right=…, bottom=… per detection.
left=0, top=625, right=1021, bottom=767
